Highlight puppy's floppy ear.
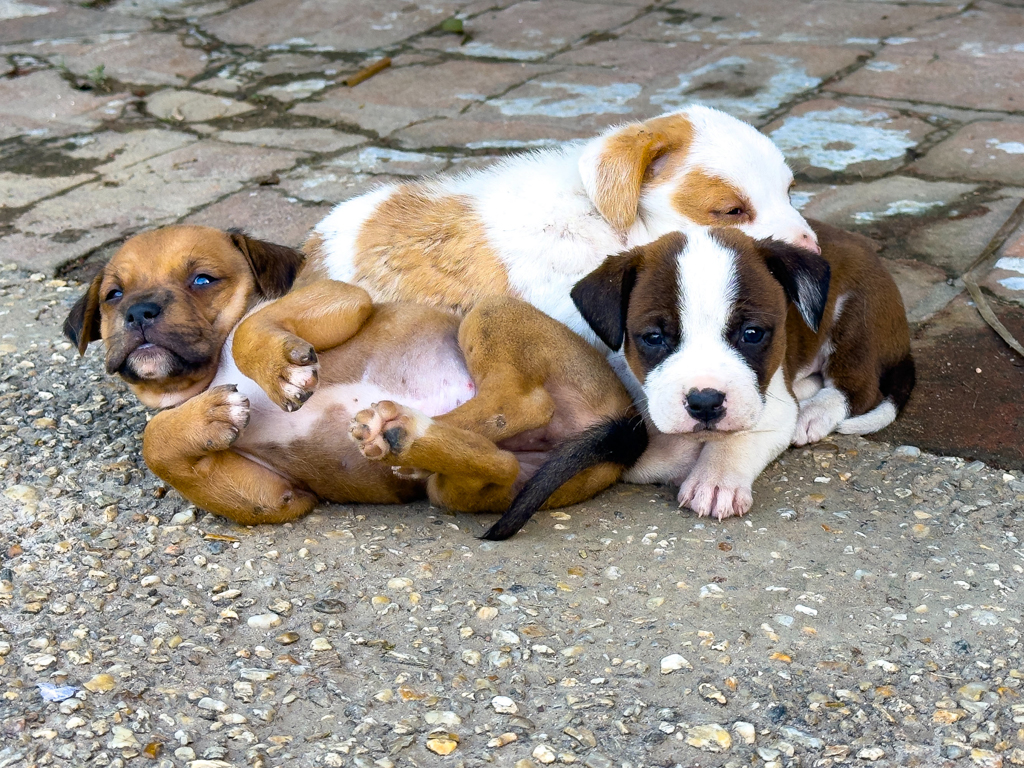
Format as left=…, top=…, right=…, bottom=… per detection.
left=759, top=239, right=831, bottom=332
left=229, top=229, right=306, bottom=299
left=579, top=114, right=693, bottom=232
left=571, top=249, right=642, bottom=351
left=63, top=271, right=104, bottom=355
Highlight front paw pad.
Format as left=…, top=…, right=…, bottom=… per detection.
left=200, top=384, right=251, bottom=452
left=677, top=475, right=753, bottom=521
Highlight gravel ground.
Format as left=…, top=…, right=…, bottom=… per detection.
left=2, top=264, right=1024, bottom=768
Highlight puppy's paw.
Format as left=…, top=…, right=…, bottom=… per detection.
left=350, top=400, right=401, bottom=460
left=793, top=388, right=848, bottom=446
left=677, top=474, right=753, bottom=521
left=272, top=337, right=319, bottom=413
left=196, top=384, right=250, bottom=452
left=350, top=401, right=430, bottom=462
left=236, top=330, right=319, bottom=413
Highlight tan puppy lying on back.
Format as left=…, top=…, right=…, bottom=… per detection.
left=65, top=226, right=645, bottom=532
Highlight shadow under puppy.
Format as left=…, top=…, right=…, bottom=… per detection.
left=568, top=220, right=915, bottom=521
left=65, top=225, right=645, bottom=528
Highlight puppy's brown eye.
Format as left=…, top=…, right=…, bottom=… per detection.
left=105, top=288, right=122, bottom=302
left=741, top=326, right=766, bottom=344
left=723, top=207, right=744, bottom=217
left=640, top=330, right=667, bottom=347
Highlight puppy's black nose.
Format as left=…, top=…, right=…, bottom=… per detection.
left=685, top=388, right=726, bottom=423
left=124, top=301, right=162, bottom=328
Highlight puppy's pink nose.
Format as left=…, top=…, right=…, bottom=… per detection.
left=797, top=231, right=821, bottom=255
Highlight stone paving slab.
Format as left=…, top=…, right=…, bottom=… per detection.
left=0, top=0, right=148, bottom=45
left=912, top=120, right=1024, bottom=185
left=213, top=127, right=365, bottom=153
left=798, top=176, right=977, bottom=229
left=416, top=0, right=638, bottom=60
left=908, top=192, right=1024, bottom=274
left=392, top=117, right=582, bottom=150
left=201, top=0, right=459, bottom=51
left=0, top=69, right=128, bottom=141
left=884, top=258, right=963, bottom=325
left=0, top=171, right=93, bottom=210
left=291, top=59, right=557, bottom=138
left=831, top=2, right=1024, bottom=112
left=107, top=0, right=231, bottom=18
left=0, top=0, right=1022, bottom=470
left=620, top=0, right=948, bottom=47
left=8, top=141, right=304, bottom=271
left=765, top=98, right=935, bottom=180
left=63, top=128, right=195, bottom=174
left=29, top=30, right=209, bottom=87
left=182, top=187, right=331, bottom=248
left=638, top=42, right=868, bottom=121
left=277, top=148, right=452, bottom=203
left=145, top=89, right=256, bottom=122
left=548, top=36, right=711, bottom=72
left=277, top=168, right=405, bottom=204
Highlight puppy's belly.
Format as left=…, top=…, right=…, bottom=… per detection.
left=230, top=363, right=477, bottom=503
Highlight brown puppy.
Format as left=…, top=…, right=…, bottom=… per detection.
left=203, top=280, right=643, bottom=530
left=65, top=226, right=644, bottom=529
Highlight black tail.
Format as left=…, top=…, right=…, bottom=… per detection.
left=880, top=353, right=916, bottom=413
left=480, top=413, right=648, bottom=541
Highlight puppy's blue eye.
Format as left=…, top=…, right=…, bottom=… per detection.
left=105, top=288, right=122, bottom=302
left=742, top=327, right=765, bottom=344
left=641, top=331, right=665, bottom=347
left=192, top=274, right=215, bottom=287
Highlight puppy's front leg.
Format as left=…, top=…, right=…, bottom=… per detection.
left=233, top=280, right=373, bottom=412
left=677, top=372, right=798, bottom=521
left=143, top=385, right=316, bottom=525
left=624, top=430, right=702, bottom=487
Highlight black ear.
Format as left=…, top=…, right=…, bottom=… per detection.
left=63, top=271, right=104, bottom=355
left=760, top=239, right=831, bottom=332
left=571, top=250, right=641, bottom=350
left=229, top=230, right=306, bottom=299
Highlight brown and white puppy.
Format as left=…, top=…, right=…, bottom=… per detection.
left=65, top=226, right=644, bottom=529
left=301, top=106, right=818, bottom=351
left=63, top=225, right=303, bottom=409
left=571, top=220, right=915, bottom=521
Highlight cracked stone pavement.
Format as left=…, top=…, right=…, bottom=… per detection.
left=0, top=1, right=1023, bottom=767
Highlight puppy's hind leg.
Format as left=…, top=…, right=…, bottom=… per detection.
left=233, top=280, right=373, bottom=412
left=351, top=401, right=521, bottom=512
left=435, top=298, right=560, bottom=442
left=794, top=386, right=849, bottom=446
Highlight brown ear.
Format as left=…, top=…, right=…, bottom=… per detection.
left=229, top=230, right=305, bottom=299
left=579, top=115, right=694, bottom=232
left=759, top=238, right=831, bottom=333
left=571, top=249, right=643, bottom=351
left=63, top=271, right=104, bottom=355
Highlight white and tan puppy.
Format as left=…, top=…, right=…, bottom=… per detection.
left=570, top=221, right=915, bottom=521
left=301, top=105, right=819, bottom=350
